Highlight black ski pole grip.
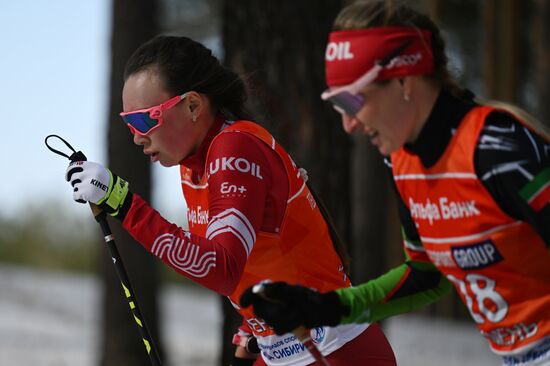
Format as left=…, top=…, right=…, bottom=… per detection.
left=69, top=150, right=87, bottom=163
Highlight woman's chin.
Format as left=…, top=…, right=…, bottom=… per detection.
left=157, top=156, right=177, bottom=167
left=370, top=136, right=390, bottom=155
left=377, top=142, right=398, bottom=156
left=159, top=160, right=176, bottom=167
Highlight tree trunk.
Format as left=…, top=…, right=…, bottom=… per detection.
left=100, top=1, right=162, bottom=365
left=350, top=137, right=400, bottom=283
left=534, top=0, right=550, bottom=128
left=221, top=0, right=345, bottom=364
left=482, top=0, right=520, bottom=102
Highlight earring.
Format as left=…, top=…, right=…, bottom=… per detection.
left=192, top=114, right=197, bottom=122
left=404, top=94, right=410, bottom=102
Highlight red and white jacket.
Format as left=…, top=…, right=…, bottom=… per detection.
left=122, top=117, right=367, bottom=365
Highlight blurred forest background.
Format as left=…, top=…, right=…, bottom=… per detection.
left=2, top=0, right=550, bottom=365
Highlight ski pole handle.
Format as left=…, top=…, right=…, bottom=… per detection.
left=63, top=149, right=105, bottom=218
left=45, top=135, right=162, bottom=365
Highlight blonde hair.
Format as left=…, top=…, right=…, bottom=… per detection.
left=478, top=99, right=550, bottom=141
left=334, top=0, right=550, bottom=141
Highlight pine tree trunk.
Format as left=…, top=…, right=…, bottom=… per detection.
left=534, top=0, right=550, bottom=127
left=100, top=1, right=162, bottom=365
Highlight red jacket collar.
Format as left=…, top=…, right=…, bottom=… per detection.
left=180, top=115, right=225, bottom=180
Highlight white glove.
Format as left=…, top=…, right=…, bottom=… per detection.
left=65, top=161, right=130, bottom=216
left=66, top=161, right=112, bottom=204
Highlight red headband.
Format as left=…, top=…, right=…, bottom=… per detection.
left=325, top=27, right=434, bottom=87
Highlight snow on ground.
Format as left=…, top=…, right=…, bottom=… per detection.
left=385, top=313, right=501, bottom=366
left=0, top=264, right=501, bottom=365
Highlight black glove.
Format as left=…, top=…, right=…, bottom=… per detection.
left=240, top=281, right=349, bottom=335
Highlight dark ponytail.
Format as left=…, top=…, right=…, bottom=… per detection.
left=124, top=35, right=252, bottom=120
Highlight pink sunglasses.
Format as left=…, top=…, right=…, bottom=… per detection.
left=321, top=40, right=412, bottom=116
left=120, top=93, right=188, bottom=136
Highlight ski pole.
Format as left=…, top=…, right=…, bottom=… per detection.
left=251, top=283, right=331, bottom=366
left=45, top=135, right=162, bottom=366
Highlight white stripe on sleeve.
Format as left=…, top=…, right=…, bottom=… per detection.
left=206, top=208, right=256, bottom=256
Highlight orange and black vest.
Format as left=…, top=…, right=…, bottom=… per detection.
left=391, top=106, right=550, bottom=355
